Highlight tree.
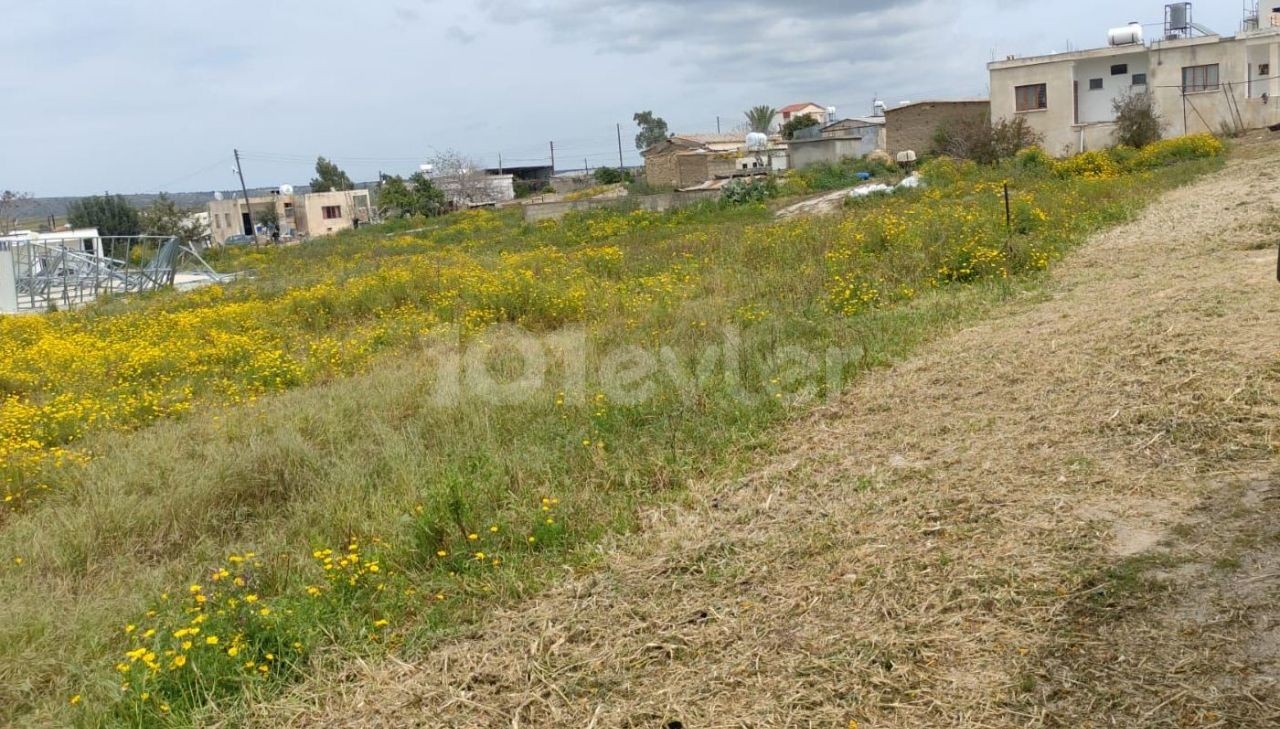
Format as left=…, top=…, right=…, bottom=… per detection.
left=407, top=172, right=447, bottom=216
left=593, top=167, right=631, bottom=185
left=67, top=194, right=141, bottom=237
left=933, top=114, right=1042, bottom=164
left=633, top=111, right=670, bottom=151
left=1112, top=90, right=1163, bottom=148
left=377, top=174, right=416, bottom=217
left=378, top=173, right=446, bottom=217
left=744, top=105, right=779, bottom=134
left=429, top=151, right=493, bottom=207
left=310, top=156, right=354, bottom=192
left=253, top=202, right=280, bottom=232
left=0, top=190, right=31, bottom=234
left=139, top=193, right=208, bottom=246
left=780, top=114, right=821, bottom=140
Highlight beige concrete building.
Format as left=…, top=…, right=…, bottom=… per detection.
left=777, top=102, right=828, bottom=127
left=821, top=116, right=887, bottom=148
left=989, top=18, right=1280, bottom=155
left=883, top=100, right=991, bottom=157
left=208, top=189, right=373, bottom=245
left=642, top=134, right=745, bottom=188
left=787, top=136, right=873, bottom=169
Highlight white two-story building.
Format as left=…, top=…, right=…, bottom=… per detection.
left=989, top=3, right=1280, bottom=154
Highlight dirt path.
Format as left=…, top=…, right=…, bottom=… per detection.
left=257, top=140, right=1280, bottom=727
left=774, top=187, right=856, bottom=218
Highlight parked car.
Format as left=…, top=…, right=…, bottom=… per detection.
left=223, top=234, right=255, bottom=246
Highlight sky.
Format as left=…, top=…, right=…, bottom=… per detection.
left=1, top=1, right=1244, bottom=196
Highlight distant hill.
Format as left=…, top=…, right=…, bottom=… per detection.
left=11, top=183, right=378, bottom=226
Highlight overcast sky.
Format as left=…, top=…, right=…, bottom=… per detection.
left=2, top=1, right=1242, bottom=196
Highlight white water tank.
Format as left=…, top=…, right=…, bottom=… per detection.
left=872, top=99, right=887, bottom=116
left=745, top=132, right=768, bottom=151
left=279, top=184, right=295, bottom=195
left=1108, top=22, right=1144, bottom=46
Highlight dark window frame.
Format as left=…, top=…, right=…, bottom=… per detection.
left=1132, top=73, right=1148, bottom=86
left=322, top=205, right=343, bottom=220
left=1182, top=63, right=1220, bottom=93
left=1088, top=78, right=1104, bottom=90
left=1110, top=63, right=1128, bottom=75
left=1015, top=83, right=1048, bottom=111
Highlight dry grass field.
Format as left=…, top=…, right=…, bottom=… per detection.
left=0, top=135, right=1252, bottom=727
left=249, top=137, right=1280, bottom=727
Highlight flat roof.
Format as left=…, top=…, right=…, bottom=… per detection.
left=787, top=135, right=864, bottom=144
left=884, top=99, right=988, bottom=112
left=988, top=33, right=1237, bottom=70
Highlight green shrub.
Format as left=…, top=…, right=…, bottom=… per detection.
left=722, top=177, right=778, bottom=205
left=593, top=167, right=632, bottom=185
left=781, top=157, right=898, bottom=195
left=934, top=115, right=1042, bottom=164
left=1112, top=91, right=1163, bottom=148
left=1014, top=147, right=1054, bottom=172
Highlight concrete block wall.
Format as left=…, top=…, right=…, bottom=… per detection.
left=885, top=101, right=991, bottom=156
left=522, top=190, right=722, bottom=223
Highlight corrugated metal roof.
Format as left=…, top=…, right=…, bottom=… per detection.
left=829, top=116, right=885, bottom=127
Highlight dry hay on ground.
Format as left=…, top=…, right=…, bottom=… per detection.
left=252, top=138, right=1280, bottom=727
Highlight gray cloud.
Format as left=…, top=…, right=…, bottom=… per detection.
left=394, top=6, right=421, bottom=23
left=479, top=1, right=936, bottom=75
left=0, top=0, right=1242, bottom=195
left=446, top=25, right=479, bottom=44
left=472, top=0, right=999, bottom=114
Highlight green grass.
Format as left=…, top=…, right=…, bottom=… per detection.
left=0, top=149, right=1224, bottom=727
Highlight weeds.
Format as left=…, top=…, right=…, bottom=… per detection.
left=0, top=136, right=1226, bottom=726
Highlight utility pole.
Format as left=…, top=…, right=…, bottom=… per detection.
left=498, top=153, right=504, bottom=175
left=549, top=141, right=556, bottom=172
left=616, top=123, right=625, bottom=169
left=716, top=116, right=721, bottom=134
left=584, top=158, right=589, bottom=174
left=233, top=148, right=259, bottom=245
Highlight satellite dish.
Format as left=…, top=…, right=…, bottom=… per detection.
left=213, top=191, right=224, bottom=201
left=279, top=184, right=295, bottom=195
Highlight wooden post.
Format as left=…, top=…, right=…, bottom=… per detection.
left=1003, top=183, right=1012, bottom=231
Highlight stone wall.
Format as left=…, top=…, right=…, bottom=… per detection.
left=522, top=190, right=722, bottom=223
left=644, top=152, right=681, bottom=188
left=885, top=101, right=990, bottom=156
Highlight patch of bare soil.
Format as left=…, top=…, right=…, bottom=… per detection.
left=774, top=188, right=856, bottom=218
left=252, top=138, right=1280, bottom=727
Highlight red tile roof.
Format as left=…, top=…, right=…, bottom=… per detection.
left=779, top=102, right=823, bottom=113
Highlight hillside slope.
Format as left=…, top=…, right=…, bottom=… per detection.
left=253, top=138, right=1280, bottom=727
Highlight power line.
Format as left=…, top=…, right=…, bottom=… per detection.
left=151, top=157, right=234, bottom=192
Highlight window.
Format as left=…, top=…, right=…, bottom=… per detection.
left=1110, top=63, right=1128, bottom=75
left=223, top=213, right=231, bottom=228
left=1261, top=63, right=1272, bottom=76
left=214, top=215, right=221, bottom=229
left=1089, top=78, right=1104, bottom=90
left=1132, top=73, right=1147, bottom=86
left=322, top=205, right=342, bottom=220
left=1182, top=63, right=1220, bottom=92
left=1015, top=83, right=1048, bottom=111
